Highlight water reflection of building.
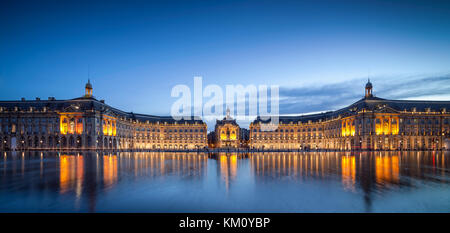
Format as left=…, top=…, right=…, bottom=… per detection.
left=103, top=155, right=118, bottom=188
left=249, top=151, right=449, bottom=211
left=1, top=151, right=211, bottom=212
left=57, top=152, right=208, bottom=211
left=341, top=155, right=356, bottom=191
left=251, top=152, right=337, bottom=179
left=59, top=154, right=84, bottom=197
left=215, top=153, right=239, bottom=191
left=250, top=81, right=450, bottom=150
left=1, top=151, right=447, bottom=212
left=116, top=152, right=208, bottom=177
left=57, top=152, right=119, bottom=211
left=375, top=152, right=400, bottom=184
left=213, top=108, right=241, bottom=148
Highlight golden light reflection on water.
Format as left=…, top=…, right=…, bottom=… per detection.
left=218, top=153, right=238, bottom=191
left=59, top=155, right=84, bottom=197
left=248, top=151, right=448, bottom=191
left=103, top=155, right=118, bottom=188
left=57, top=152, right=208, bottom=195
left=1, top=151, right=446, bottom=206
left=251, top=152, right=336, bottom=179
left=375, top=153, right=400, bottom=184
left=0, top=151, right=449, bottom=213
left=341, top=155, right=356, bottom=191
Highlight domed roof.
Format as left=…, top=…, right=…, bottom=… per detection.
left=365, top=79, right=372, bottom=89
left=85, top=79, right=92, bottom=89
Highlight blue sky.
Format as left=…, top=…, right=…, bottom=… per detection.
left=1, top=0, right=450, bottom=129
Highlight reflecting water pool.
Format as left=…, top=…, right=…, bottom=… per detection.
left=0, top=151, right=449, bottom=213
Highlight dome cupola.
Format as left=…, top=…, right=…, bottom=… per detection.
left=365, top=78, right=373, bottom=98
left=85, top=79, right=93, bottom=97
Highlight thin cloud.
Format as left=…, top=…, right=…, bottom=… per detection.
left=278, top=73, right=450, bottom=115
left=196, top=73, right=450, bottom=130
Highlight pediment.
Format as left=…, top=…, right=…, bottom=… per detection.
left=372, top=104, right=399, bottom=113
left=103, top=108, right=116, bottom=116
left=62, top=104, right=82, bottom=112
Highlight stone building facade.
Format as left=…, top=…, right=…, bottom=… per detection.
left=0, top=81, right=207, bottom=151
left=2, top=80, right=449, bottom=151
left=214, top=108, right=241, bottom=148
left=249, top=80, right=450, bottom=150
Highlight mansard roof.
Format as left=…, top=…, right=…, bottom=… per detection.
left=0, top=97, right=204, bottom=124
left=253, top=95, right=450, bottom=125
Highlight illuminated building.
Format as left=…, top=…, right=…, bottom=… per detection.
left=214, top=108, right=241, bottom=148
left=250, top=80, right=450, bottom=150
left=0, top=80, right=207, bottom=150
left=2, top=79, right=450, bottom=151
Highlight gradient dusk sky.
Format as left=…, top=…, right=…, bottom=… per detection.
left=1, top=0, right=450, bottom=128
